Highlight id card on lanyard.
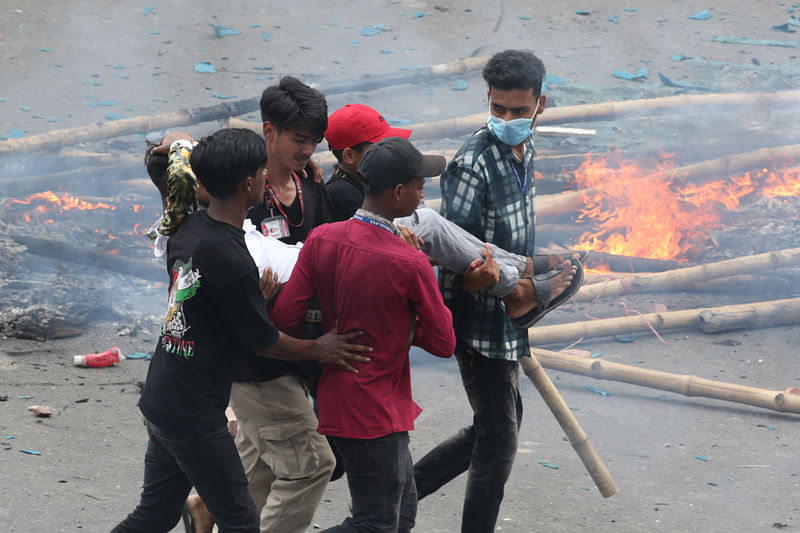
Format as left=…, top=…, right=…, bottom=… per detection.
left=260, top=172, right=304, bottom=239
left=261, top=216, right=291, bottom=239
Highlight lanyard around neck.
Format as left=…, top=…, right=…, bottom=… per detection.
left=265, top=172, right=304, bottom=227
left=353, top=211, right=395, bottom=234
left=510, top=158, right=529, bottom=195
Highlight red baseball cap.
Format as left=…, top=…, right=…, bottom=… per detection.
left=325, top=104, right=412, bottom=151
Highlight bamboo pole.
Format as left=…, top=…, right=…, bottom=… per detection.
left=573, top=247, right=800, bottom=302
left=0, top=163, right=144, bottom=196
left=529, top=297, right=800, bottom=346
left=519, top=354, right=619, bottom=498
left=0, top=100, right=260, bottom=157
left=10, top=235, right=166, bottom=283
left=407, top=89, right=800, bottom=141
left=310, top=55, right=490, bottom=94
left=0, top=57, right=490, bottom=156
left=532, top=348, right=800, bottom=415
left=536, top=144, right=800, bottom=219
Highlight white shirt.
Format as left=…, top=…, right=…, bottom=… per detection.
left=153, top=218, right=302, bottom=283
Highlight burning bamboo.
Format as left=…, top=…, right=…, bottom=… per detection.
left=573, top=247, right=800, bottom=302
left=535, top=143, right=800, bottom=219
left=0, top=56, right=489, bottom=156
left=528, top=297, right=800, bottom=346
left=532, top=348, right=800, bottom=415
left=0, top=163, right=144, bottom=196
left=573, top=250, right=683, bottom=273
left=10, top=235, right=165, bottom=283
left=519, top=354, right=619, bottom=498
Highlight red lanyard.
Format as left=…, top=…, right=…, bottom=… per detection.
left=264, top=172, right=305, bottom=227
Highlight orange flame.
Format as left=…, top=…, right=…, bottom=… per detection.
left=571, top=154, right=800, bottom=262
left=7, top=191, right=117, bottom=212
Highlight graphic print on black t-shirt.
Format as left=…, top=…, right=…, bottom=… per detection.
left=161, top=258, right=201, bottom=360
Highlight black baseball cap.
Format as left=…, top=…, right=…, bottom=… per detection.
left=357, top=137, right=446, bottom=194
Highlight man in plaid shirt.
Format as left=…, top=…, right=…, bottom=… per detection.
left=414, top=50, right=578, bottom=533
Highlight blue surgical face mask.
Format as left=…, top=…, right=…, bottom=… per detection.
left=486, top=100, right=539, bottom=146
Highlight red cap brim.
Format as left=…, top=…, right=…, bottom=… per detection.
left=367, top=126, right=412, bottom=144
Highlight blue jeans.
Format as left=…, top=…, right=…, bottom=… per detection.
left=413, top=343, right=523, bottom=533
left=322, top=432, right=416, bottom=533
left=111, top=417, right=259, bottom=533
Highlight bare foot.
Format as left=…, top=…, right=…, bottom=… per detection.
left=522, top=256, right=534, bottom=279
left=185, top=494, right=215, bottom=533
left=528, top=252, right=584, bottom=277
left=547, top=253, right=584, bottom=270
left=504, top=260, right=577, bottom=319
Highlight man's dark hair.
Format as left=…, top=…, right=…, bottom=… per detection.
left=330, top=141, right=371, bottom=164
left=144, top=140, right=169, bottom=202
left=190, top=128, right=267, bottom=200
left=482, top=49, right=546, bottom=97
left=259, top=76, right=328, bottom=142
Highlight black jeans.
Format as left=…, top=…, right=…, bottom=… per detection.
left=413, top=344, right=523, bottom=533
left=111, top=417, right=259, bottom=533
left=323, top=432, right=416, bottom=533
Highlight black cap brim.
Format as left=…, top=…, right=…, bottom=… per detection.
left=417, top=154, right=446, bottom=178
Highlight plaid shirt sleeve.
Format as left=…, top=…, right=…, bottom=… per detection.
left=438, top=128, right=535, bottom=361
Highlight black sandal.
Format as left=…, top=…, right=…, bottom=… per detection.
left=511, top=257, right=584, bottom=329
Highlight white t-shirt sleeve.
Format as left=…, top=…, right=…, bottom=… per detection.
left=242, top=219, right=301, bottom=282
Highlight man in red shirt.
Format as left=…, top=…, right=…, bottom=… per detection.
left=272, top=137, right=456, bottom=533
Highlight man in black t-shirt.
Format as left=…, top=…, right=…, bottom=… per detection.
left=228, top=77, right=343, bottom=533
left=112, top=128, right=370, bottom=533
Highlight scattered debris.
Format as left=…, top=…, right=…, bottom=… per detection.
left=361, top=25, right=384, bottom=37
left=688, top=10, right=712, bottom=21
left=19, top=449, right=41, bottom=455
left=612, top=68, right=648, bottom=81
left=659, top=73, right=712, bottom=91
left=28, top=405, right=53, bottom=417
left=73, top=347, right=122, bottom=368
left=711, top=35, right=800, bottom=48
left=585, top=386, right=611, bottom=397
left=193, top=62, right=216, bottom=74
left=104, top=111, right=132, bottom=121
left=125, top=352, right=153, bottom=360
left=772, top=23, right=797, bottom=33
left=208, top=24, right=241, bottom=38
